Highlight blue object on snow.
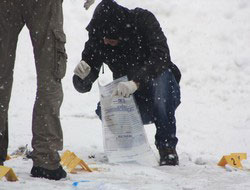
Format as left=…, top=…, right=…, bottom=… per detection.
left=72, top=180, right=91, bottom=187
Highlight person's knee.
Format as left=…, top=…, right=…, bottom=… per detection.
left=34, top=80, right=63, bottom=115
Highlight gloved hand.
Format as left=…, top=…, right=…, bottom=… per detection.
left=112, top=81, right=138, bottom=98
left=74, top=60, right=91, bottom=80
left=84, top=0, right=95, bottom=10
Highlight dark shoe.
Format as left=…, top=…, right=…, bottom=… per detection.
left=31, top=165, right=67, bottom=180
left=159, top=148, right=179, bottom=166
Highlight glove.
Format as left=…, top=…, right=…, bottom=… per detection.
left=112, top=81, right=138, bottom=98
left=84, top=0, right=95, bottom=10
left=74, top=60, right=91, bottom=80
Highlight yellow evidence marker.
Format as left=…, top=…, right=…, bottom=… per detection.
left=0, top=166, right=18, bottom=181
left=218, top=153, right=247, bottom=169
left=61, top=150, right=93, bottom=173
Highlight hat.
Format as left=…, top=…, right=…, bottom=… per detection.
left=87, top=0, right=130, bottom=39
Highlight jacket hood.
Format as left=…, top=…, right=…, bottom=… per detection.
left=86, top=0, right=132, bottom=40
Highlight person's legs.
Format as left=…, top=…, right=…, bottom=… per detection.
left=0, top=127, right=8, bottom=166
left=153, top=70, right=180, bottom=149
left=23, top=0, right=67, bottom=179
left=151, top=69, right=181, bottom=165
left=95, top=69, right=180, bottom=166
left=0, top=0, right=24, bottom=165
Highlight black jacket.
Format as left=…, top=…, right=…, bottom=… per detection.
left=73, top=0, right=181, bottom=93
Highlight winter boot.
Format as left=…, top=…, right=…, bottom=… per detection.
left=31, top=165, right=67, bottom=180
left=159, top=148, right=179, bottom=166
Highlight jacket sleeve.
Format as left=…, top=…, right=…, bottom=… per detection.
left=82, top=31, right=103, bottom=82
left=73, top=28, right=103, bottom=93
left=132, top=11, right=173, bottom=87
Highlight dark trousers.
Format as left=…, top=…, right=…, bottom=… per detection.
left=0, top=0, right=67, bottom=169
left=96, top=69, right=181, bottom=150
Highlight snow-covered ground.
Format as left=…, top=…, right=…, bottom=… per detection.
left=1, top=0, right=250, bottom=189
